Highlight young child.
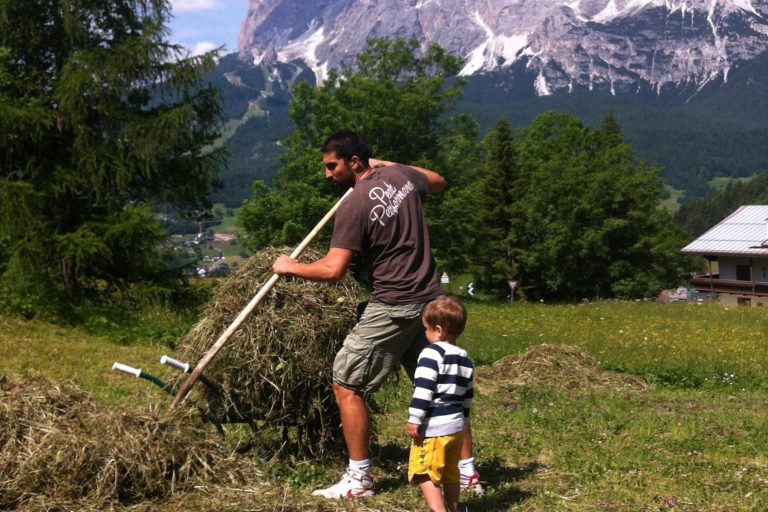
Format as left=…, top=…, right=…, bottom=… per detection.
left=406, top=296, right=474, bottom=512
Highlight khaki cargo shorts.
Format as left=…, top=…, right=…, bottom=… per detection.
left=332, top=301, right=428, bottom=395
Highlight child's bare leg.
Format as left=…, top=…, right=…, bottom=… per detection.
left=461, top=421, right=472, bottom=459
left=444, top=482, right=460, bottom=512
left=413, top=474, right=445, bottom=512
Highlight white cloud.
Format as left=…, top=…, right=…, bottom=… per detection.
left=190, top=41, right=219, bottom=56
left=172, top=0, right=221, bottom=13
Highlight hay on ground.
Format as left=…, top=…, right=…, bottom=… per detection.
left=0, top=375, right=235, bottom=510
left=476, top=343, right=648, bottom=393
left=170, top=247, right=363, bottom=457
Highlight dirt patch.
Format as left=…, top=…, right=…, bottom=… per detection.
left=476, top=343, right=649, bottom=394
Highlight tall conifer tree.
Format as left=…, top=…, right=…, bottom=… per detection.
left=0, top=0, right=225, bottom=304
left=473, top=117, right=519, bottom=296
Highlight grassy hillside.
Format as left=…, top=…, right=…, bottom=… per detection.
left=2, top=300, right=767, bottom=510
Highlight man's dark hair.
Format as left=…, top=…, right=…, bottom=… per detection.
left=321, top=130, right=370, bottom=167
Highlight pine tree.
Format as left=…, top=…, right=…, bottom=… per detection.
left=472, top=118, right=519, bottom=296
left=424, top=113, right=482, bottom=274
left=596, top=109, right=623, bottom=147
left=0, top=0, right=225, bottom=306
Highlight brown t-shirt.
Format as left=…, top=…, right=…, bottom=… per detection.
left=330, top=164, right=442, bottom=305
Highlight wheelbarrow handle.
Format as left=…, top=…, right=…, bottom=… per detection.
left=161, top=355, right=221, bottom=394
left=111, top=361, right=224, bottom=436
left=160, top=355, right=190, bottom=373
left=112, top=362, right=142, bottom=378
left=113, top=361, right=175, bottom=395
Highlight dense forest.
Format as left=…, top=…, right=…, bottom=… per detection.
left=675, top=173, right=768, bottom=240
left=457, top=50, right=768, bottom=203
left=0, top=0, right=225, bottom=318
left=204, top=58, right=302, bottom=206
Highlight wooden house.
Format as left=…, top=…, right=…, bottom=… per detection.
left=681, top=205, right=768, bottom=307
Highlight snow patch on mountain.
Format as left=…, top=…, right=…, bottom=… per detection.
left=731, top=0, right=761, bottom=16
left=460, top=10, right=529, bottom=75
left=534, top=72, right=552, bottom=96
left=592, top=0, right=656, bottom=23
left=276, top=22, right=327, bottom=82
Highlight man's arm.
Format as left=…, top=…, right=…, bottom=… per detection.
left=272, top=247, right=354, bottom=282
left=369, top=158, right=446, bottom=194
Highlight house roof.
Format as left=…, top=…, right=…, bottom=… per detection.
left=682, top=205, right=768, bottom=257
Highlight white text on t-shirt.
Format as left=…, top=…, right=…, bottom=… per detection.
left=368, top=180, right=416, bottom=227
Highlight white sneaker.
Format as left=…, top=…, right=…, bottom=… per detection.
left=460, top=471, right=484, bottom=495
left=312, top=468, right=375, bottom=499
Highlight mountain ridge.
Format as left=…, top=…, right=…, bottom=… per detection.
left=207, top=0, right=768, bottom=207
left=207, top=49, right=768, bottom=208
left=237, top=0, right=768, bottom=95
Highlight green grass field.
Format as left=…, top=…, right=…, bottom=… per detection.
left=708, top=176, right=755, bottom=191
left=660, top=184, right=684, bottom=213
left=2, top=301, right=767, bottom=510
left=210, top=203, right=241, bottom=234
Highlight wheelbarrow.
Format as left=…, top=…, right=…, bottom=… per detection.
left=112, top=355, right=255, bottom=436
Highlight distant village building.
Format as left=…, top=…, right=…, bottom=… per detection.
left=213, top=233, right=237, bottom=243
left=195, top=262, right=230, bottom=278
left=682, top=205, right=768, bottom=307
left=212, top=261, right=231, bottom=276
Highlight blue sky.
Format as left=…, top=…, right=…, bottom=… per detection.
left=168, top=0, right=249, bottom=56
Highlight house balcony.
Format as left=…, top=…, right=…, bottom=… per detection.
left=690, top=274, right=768, bottom=296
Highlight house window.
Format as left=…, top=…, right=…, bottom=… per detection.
left=736, top=265, right=751, bottom=281
left=738, top=297, right=752, bottom=306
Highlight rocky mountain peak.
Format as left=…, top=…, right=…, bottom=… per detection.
left=237, top=0, right=768, bottom=95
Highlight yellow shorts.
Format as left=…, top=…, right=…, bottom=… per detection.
left=408, top=431, right=464, bottom=485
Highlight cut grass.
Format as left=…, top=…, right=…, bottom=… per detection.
left=460, top=301, right=768, bottom=390
left=2, top=300, right=768, bottom=510
left=0, top=316, right=173, bottom=408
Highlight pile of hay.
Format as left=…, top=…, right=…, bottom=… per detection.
left=170, top=247, right=363, bottom=456
left=0, top=375, right=234, bottom=510
left=476, top=344, right=649, bottom=394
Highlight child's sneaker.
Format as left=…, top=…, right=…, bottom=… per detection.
left=460, top=470, right=484, bottom=495
left=311, top=468, right=375, bottom=499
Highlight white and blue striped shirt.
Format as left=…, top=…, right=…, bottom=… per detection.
left=408, top=341, right=474, bottom=438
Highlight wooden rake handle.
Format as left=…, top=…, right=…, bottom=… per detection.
left=170, top=187, right=354, bottom=408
